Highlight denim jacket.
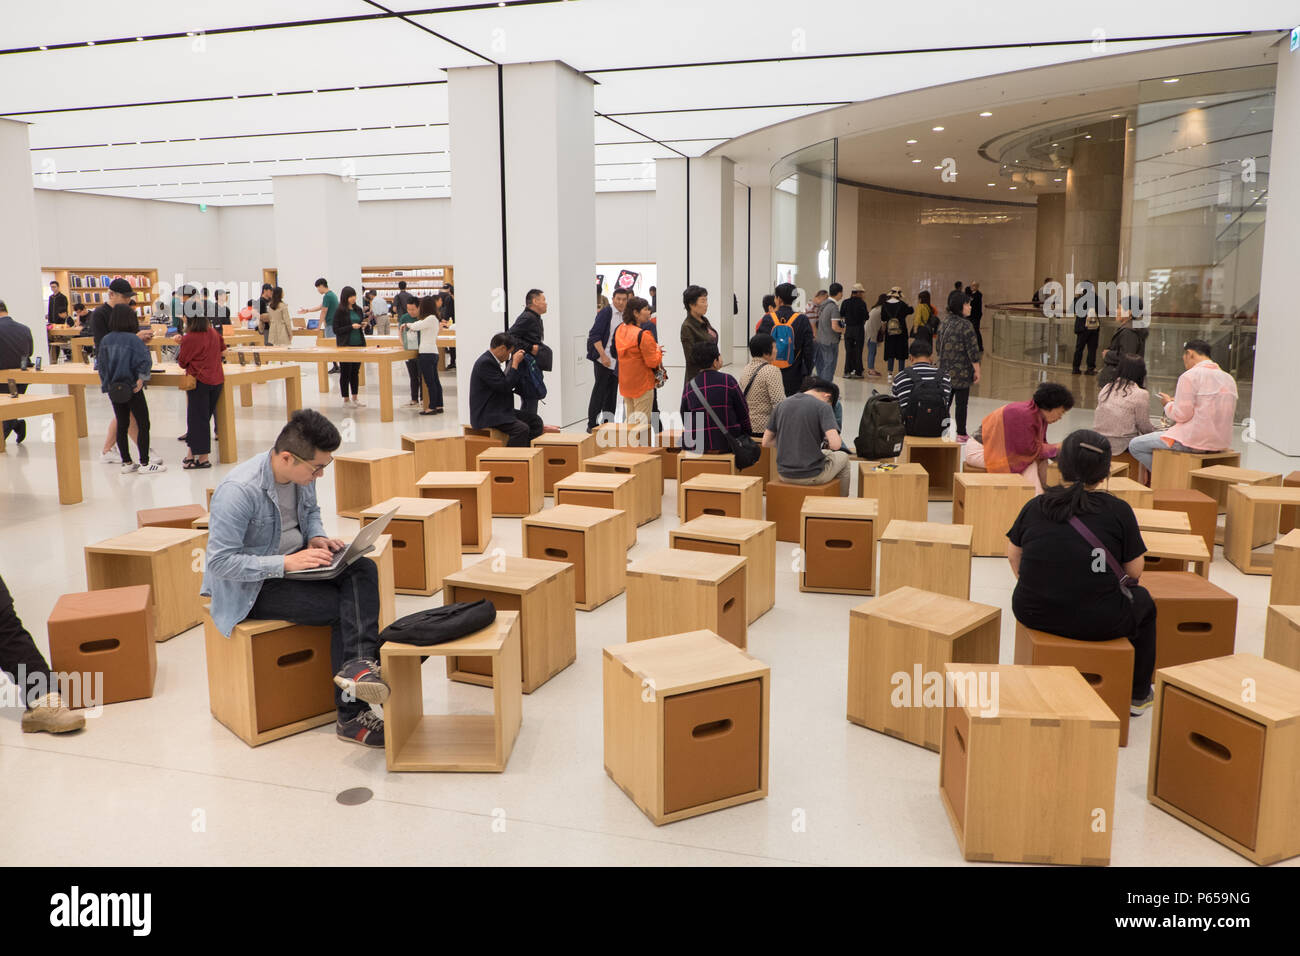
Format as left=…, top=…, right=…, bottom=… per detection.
left=200, top=450, right=327, bottom=636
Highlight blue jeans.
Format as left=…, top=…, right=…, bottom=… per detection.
left=1127, top=431, right=1204, bottom=469
left=866, top=338, right=878, bottom=371
left=249, top=558, right=380, bottom=720
left=814, top=341, right=840, bottom=380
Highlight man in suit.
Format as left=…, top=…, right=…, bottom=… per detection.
left=470, top=333, right=543, bottom=447
left=508, top=290, right=547, bottom=418
left=586, top=286, right=628, bottom=431
left=0, top=300, right=34, bottom=445
left=46, top=281, right=69, bottom=325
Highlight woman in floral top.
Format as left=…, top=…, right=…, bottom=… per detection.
left=936, top=290, right=982, bottom=440
left=736, top=332, right=787, bottom=436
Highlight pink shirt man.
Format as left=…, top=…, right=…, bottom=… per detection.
left=1161, top=359, right=1237, bottom=452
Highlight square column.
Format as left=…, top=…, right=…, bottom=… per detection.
left=271, top=174, right=362, bottom=330
left=0, top=119, right=46, bottom=359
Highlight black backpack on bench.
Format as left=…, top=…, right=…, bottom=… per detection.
left=854, top=391, right=905, bottom=459
left=379, top=600, right=497, bottom=647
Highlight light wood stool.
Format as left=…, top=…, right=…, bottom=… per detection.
left=765, top=477, right=840, bottom=543
left=84, top=527, right=207, bottom=642
left=603, top=630, right=769, bottom=825
left=400, top=429, right=465, bottom=477
left=941, top=664, right=1119, bottom=865
left=800, top=497, right=877, bottom=595
left=1280, top=470, right=1300, bottom=535
left=1270, top=530, right=1300, bottom=605
left=901, top=436, right=962, bottom=501
left=1151, top=447, right=1240, bottom=490
left=1133, top=508, right=1192, bottom=535
left=878, top=520, right=973, bottom=599
left=1148, top=654, right=1300, bottom=864
left=1102, top=475, right=1154, bottom=510
left=583, top=451, right=662, bottom=525
left=1152, top=489, right=1217, bottom=567
left=554, top=471, right=637, bottom=550
left=48, top=585, right=155, bottom=706
left=1014, top=622, right=1133, bottom=746
left=1046, top=458, right=1127, bottom=487
left=333, top=448, right=416, bottom=519
left=670, top=516, right=776, bottom=624
left=738, top=444, right=774, bottom=489
left=952, top=473, right=1033, bottom=557
left=383, top=611, right=522, bottom=772
left=136, top=504, right=206, bottom=529
left=531, top=431, right=596, bottom=494
left=1190, top=464, right=1282, bottom=514
left=858, top=461, right=928, bottom=533
left=592, top=421, right=653, bottom=451
left=522, top=504, right=625, bottom=610
left=1263, top=605, right=1300, bottom=671
left=627, top=549, right=747, bottom=649
left=1225, top=485, right=1300, bottom=575
left=360, top=497, right=461, bottom=596
left=1143, top=530, right=1211, bottom=578
left=415, top=471, right=492, bottom=554
left=848, top=586, right=999, bottom=750
left=442, top=556, right=576, bottom=694
left=1141, top=571, right=1237, bottom=671
left=679, top=473, right=763, bottom=522
left=476, top=445, right=544, bottom=517
left=651, top=429, right=684, bottom=483
left=677, top=452, right=736, bottom=487
left=462, top=426, right=506, bottom=470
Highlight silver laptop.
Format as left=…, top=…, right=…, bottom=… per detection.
left=283, top=507, right=398, bottom=580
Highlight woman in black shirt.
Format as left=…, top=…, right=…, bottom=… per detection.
left=333, top=285, right=366, bottom=408
left=1006, top=428, right=1156, bottom=712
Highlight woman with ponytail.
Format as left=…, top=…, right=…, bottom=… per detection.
left=1005, top=428, right=1157, bottom=714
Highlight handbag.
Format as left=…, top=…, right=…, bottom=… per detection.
left=1067, top=516, right=1134, bottom=601
left=535, top=341, right=553, bottom=372
left=177, top=374, right=197, bottom=391
left=689, top=378, right=761, bottom=469
left=107, top=380, right=134, bottom=404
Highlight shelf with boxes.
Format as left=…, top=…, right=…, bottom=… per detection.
left=50, top=268, right=158, bottom=308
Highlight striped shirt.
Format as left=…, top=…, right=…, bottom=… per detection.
left=891, top=362, right=953, bottom=410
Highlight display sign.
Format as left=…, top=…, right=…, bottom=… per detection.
left=615, top=269, right=639, bottom=292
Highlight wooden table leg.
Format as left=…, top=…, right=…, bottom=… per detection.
left=52, top=405, right=83, bottom=504
left=69, top=384, right=88, bottom=438
left=240, top=383, right=253, bottom=408
left=284, top=369, right=302, bottom=417
left=358, top=363, right=367, bottom=387
left=216, top=383, right=237, bottom=464
left=318, top=361, right=330, bottom=393
left=378, top=360, right=394, bottom=423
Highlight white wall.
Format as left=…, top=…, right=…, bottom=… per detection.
left=0, top=120, right=44, bottom=356
left=594, top=191, right=656, bottom=264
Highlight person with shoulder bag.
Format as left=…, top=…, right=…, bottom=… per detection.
left=1071, top=279, right=1101, bottom=375
left=176, top=309, right=227, bottom=468
left=613, top=296, right=663, bottom=428
left=97, top=304, right=165, bottom=475
left=680, top=341, right=758, bottom=465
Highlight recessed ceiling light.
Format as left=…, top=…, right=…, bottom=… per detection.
left=932, top=126, right=944, bottom=132
left=1111, top=113, right=1122, bottom=118
left=933, top=165, right=942, bottom=170
left=1009, top=186, right=1017, bottom=190
left=1052, top=143, right=1059, bottom=147
left=1054, top=177, right=1063, bottom=182
left=1084, top=134, right=1092, bottom=139
left=1196, top=99, right=1206, bottom=104
left=1163, top=77, right=1180, bottom=84
left=987, top=182, right=995, bottom=187
left=911, top=159, right=921, bottom=163
left=979, top=111, right=992, bottom=117
left=86, top=41, right=94, bottom=46
left=906, top=139, right=917, bottom=144
left=38, top=45, right=47, bottom=50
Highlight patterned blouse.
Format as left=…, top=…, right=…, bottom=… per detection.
left=736, top=358, right=786, bottom=435
left=937, top=313, right=981, bottom=389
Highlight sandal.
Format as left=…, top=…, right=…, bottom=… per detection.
left=181, top=456, right=196, bottom=467
left=183, top=459, right=211, bottom=469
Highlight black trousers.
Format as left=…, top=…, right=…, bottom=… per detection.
left=1, top=381, right=28, bottom=442
left=418, top=354, right=443, bottom=409
left=969, top=314, right=984, bottom=353
left=185, top=381, right=222, bottom=456
left=587, top=360, right=619, bottom=431
left=0, top=575, right=52, bottom=708
left=339, top=363, right=360, bottom=398
left=500, top=412, right=544, bottom=447
left=1020, top=586, right=1156, bottom=700
left=948, top=387, right=970, bottom=437
left=405, top=358, right=421, bottom=403
left=113, top=391, right=151, bottom=464
left=843, top=327, right=865, bottom=376
left=1073, top=329, right=1099, bottom=372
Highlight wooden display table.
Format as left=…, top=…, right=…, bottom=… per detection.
left=848, top=586, right=999, bottom=751
left=332, top=448, right=416, bottom=519
left=1148, top=654, right=1300, bottom=864
left=85, top=527, right=206, bottom=641
left=603, top=630, right=769, bottom=825
left=442, top=556, right=576, bottom=694
left=626, top=549, right=747, bottom=649
left=382, top=611, right=522, bottom=772
left=531, top=431, right=596, bottom=494
left=400, top=429, right=465, bottom=477
left=553, top=472, right=636, bottom=549
left=225, top=345, right=415, bottom=422
left=476, top=446, right=544, bottom=517
left=670, top=517, right=776, bottom=624
left=1142, top=529, right=1211, bottom=578
left=857, top=461, right=928, bottom=533
left=522, top=504, right=625, bottom=610
left=877, top=520, right=973, bottom=599
left=901, top=436, right=961, bottom=501
left=1270, top=530, right=1300, bottom=605
left=0, top=394, right=82, bottom=503
left=1264, top=605, right=1300, bottom=671
left=952, top=473, right=1033, bottom=557
left=941, top=664, right=1119, bottom=866
left=1102, top=476, right=1154, bottom=510
left=583, top=451, right=661, bottom=525
left=799, top=497, right=877, bottom=595
left=678, top=473, right=762, bottom=522
left=416, top=471, right=492, bottom=553
left=1225, top=486, right=1300, bottom=575
left=360, top=497, right=461, bottom=596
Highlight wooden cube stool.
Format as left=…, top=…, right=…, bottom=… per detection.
left=382, top=610, right=522, bottom=772
left=1142, top=530, right=1211, bottom=578
left=1014, top=622, right=1133, bottom=746
left=858, top=461, right=928, bottom=534
left=1153, top=489, right=1217, bottom=567
left=670, top=517, right=776, bottom=624
left=531, top=431, right=595, bottom=494
left=401, top=429, right=465, bottom=477
left=476, top=446, right=544, bottom=517
left=765, top=478, right=840, bottom=543
left=941, top=663, right=1119, bottom=865
left=952, top=473, right=1033, bottom=557
left=333, top=448, right=416, bottom=519
left=1102, top=475, right=1154, bottom=510
left=626, top=549, right=747, bottom=649
left=1263, top=605, right=1300, bottom=671
left=1190, top=464, right=1282, bottom=515
left=902, top=436, right=961, bottom=501
left=1133, top=508, right=1192, bottom=536
left=442, top=556, right=576, bottom=694
left=522, top=504, right=625, bottom=610
left=592, top=421, right=652, bottom=451
left=1046, top=458, right=1128, bottom=488
left=738, top=444, right=774, bottom=489
left=1141, top=571, right=1237, bottom=671
left=203, top=613, right=335, bottom=747
left=416, top=471, right=492, bottom=554
left=1110, top=450, right=1140, bottom=480
left=1226, top=485, right=1300, bottom=575
left=1151, top=447, right=1241, bottom=490
left=84, top=527, right=207, bottom=642
left=554, top=472, right=637, bottom=549
left=47, top=585, right=155, bottom=706
left=677, top=452, right=735, bottom=487
left=136, top=504, right=206, bottom=529
left=1270, top=530, right=1300, bottom=605
left=360, top=497, right=461, bottom=595
left=462, top=426, right=506, bottom=471
left=368, top=534, right=397, bottom=633
left=583, top=451, right=661, bottom=525
left=1148, top=654, right=1300, bottom=864
left=679, top=473, right=763, bottom=523
left=878, top=520, right=973, bottom=599
left=603, top=630, right=769, bottom=825
left=800, top=497, right=877, bottom=595
left=1280, top=471, right=1300, bottom=535
left=848, top=586, right=999, bottom=751
left=643, top=431, right=683, bottom=485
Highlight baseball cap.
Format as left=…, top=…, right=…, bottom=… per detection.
left=108, top=278, right=133, bottom=297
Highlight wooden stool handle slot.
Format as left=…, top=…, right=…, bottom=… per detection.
left=277, top=649, right=315, bottom=668
left=1189, top=732, right=1232, bottom=762
left=692, top=718, right=733, bottom=739
left=78, top=638, right=120, bottom=654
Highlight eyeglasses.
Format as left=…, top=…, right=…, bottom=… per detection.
left=289, top=451, right=331, bottom=476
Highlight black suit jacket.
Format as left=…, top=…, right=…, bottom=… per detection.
left=509, top=309, right=544, bottom=349
left=470, top=350, right=523, bottom=429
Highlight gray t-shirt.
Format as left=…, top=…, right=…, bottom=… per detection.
left=275, top=480, right=304, bottom=554
left=815, top=298, right=842, bottom=346
left=769, top=392, right=839, bottom=478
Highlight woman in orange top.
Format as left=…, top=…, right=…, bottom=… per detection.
left=614, top=296, right=662, bottom=427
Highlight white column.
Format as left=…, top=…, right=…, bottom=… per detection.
left=747, top=180, right=773, bottom=347
left=271, top=174, right=361, bottom=325
left=654, top=157, right=688, bottom=378
left=0, top=120, right=46, bottom=359
left=1254, top=42, right=1300, bottom=455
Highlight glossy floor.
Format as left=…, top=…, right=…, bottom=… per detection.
left=1, top=358, right=1295, bottom=866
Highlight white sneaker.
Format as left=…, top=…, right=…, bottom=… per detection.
left=101, top=450, right=122, bottom=464
left=352, top=397, right=367, bottom=407
left=139, top=462, right=168, bottom=475
left=120, top=462, right=139, bottom=475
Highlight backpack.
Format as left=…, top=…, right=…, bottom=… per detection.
left=380, top=600, right=497, bottom=647
left=771, top=316, right=794, bottom=369
left=515, top=353, right=547, bottom=401
left=884, top=302, right=906, bottom=337
left=903, top=372, right=948, bottom=438
left=615, top=326, right=666, bottom=386
left=854, top=391, right=906, bottom=459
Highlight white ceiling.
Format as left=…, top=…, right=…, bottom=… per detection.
left=2, top=1, right=1295, bottom=206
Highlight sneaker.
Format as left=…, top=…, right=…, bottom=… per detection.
left=21, top=693, right=86, bottom=734
left=336, top=709, right=385, bottom=748
left=352, top=397, right=367, bottom=407
left=333, top=658, right=390, bottom=705
left=955, top=435, right=970, bottom=444
left=101, top=449, right=122, bottom=464
left=120, top=462, right=139, bottom=474
left=1131, top=690, right=1155, bottom=716
left=139, top=462, right=168, bottom=475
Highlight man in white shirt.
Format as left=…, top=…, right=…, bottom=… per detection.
left=370, top=292, right=391, bottom=335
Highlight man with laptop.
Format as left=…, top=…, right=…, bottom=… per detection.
left=202, top=409, right=391, bottom=747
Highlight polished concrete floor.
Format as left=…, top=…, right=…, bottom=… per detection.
left=1, top=356, right=1295, bottom=866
